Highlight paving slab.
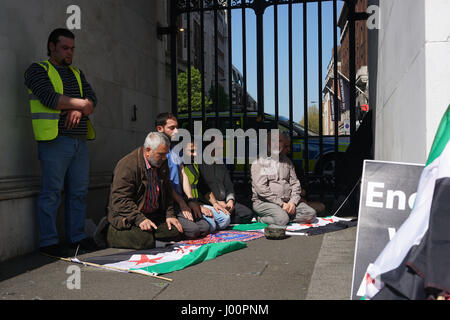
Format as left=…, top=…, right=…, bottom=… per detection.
left=306, top=227, right=357, bottom=300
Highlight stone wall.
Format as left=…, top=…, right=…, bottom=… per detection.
left=373, top=0, right=450, bottom=164
left=0, top=0, right=171, bottom=261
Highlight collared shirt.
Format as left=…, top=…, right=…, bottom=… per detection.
left=142, top=148, right=160, bottom=214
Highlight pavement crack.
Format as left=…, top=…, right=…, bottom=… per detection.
left=242, top=261, right=268, bottom=277
left=234, top=261, right=269, bottom=277
left=256, top=262, right=268, bottom=276
left=151, top=282, right=170, bottom=300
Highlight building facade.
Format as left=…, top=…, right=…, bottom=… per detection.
left=322, top=0, right=369, bottom=136
left=369, top=0, right=450, bottom=163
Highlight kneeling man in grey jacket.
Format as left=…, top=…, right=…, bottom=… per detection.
left=251, top=132, right=317, bottom=227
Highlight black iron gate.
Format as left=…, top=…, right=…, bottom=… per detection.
left=167, top=0, right=368, bottom=197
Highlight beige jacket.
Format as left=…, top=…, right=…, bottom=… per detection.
left=251, top=154, right=302, bottom=207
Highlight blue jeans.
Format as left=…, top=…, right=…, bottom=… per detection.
left=37, top=136, right=90, bottom=247
left=202, top=205, right=231, bottom=232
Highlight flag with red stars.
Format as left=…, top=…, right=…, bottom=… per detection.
left=72, top=242, right=246, bottom=276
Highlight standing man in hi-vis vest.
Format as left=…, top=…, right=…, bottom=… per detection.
left=24, top=28, right=98, bottom=257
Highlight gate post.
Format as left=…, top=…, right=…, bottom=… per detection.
left=348, top=0, right=357, bottom=142
left=170, top=0, right=178, bottom=116
left=254, top=0, right=268, bottom=118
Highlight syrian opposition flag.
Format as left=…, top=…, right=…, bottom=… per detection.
left=71, top=241, right=246, bottom=276
left=285, top=216, right=355, bottom=236
left=230, top=217, right=355, bottom=236
left=357, top=106, right=450, bottom=300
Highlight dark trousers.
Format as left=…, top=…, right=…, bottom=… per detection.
left=177, top=214, right=211, bottom=239
left=174, top=203, right=211, bottom=239
left=230, top=202, right=255, bottom=224
left=106, top=213, right=180, bottom=250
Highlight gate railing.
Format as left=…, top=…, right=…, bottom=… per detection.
left=167, top=0, right=368, bottom=195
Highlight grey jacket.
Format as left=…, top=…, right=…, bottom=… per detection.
left=251, top=154, right=302, bottom=207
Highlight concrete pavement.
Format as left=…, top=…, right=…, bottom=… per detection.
left=0, top=223, right=357, bottom=301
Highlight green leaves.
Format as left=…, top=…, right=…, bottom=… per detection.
left=177, top=66, right=212, bottom=113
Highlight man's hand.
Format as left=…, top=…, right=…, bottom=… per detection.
left=57, top=96, right=94, bottom=115
left=64, top=110, right=83, bottom=130
left=225, top=199, right=235, bottom=213
left=82, top=98, right=94, bottom=116
left=200, top=205, right=213, bottom=218
left=217, top=200, right=227, bottom=207
left=188, top=200, right=202, bottom=219
left=282, top=202, right=296, bottom=215
left=213, top=202, right=230, bottom=215
left=139, top=218, right=157, bottom=231
left=180, top=202, right=193, bottom=221
left=166, top=217, right=183, bottom=233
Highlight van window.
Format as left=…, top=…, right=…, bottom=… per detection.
left=278, top=122, right=300, bottom=137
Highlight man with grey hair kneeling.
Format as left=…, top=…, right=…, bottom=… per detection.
left=106, top=132, right=183, bottom=249
left=251, top=131, right=317, bottom=229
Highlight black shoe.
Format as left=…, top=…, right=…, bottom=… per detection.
left=40, top=244, right=69, bottom=258
left=69, top=237, right=99, bottom=254
left=93, top=216, right=110, bottom=249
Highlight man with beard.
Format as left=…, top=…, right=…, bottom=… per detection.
left=106, top=132, right=183, bottom=250
left=24, top=28, right=97, bottom=256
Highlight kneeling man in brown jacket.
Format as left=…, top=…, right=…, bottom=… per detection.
left=106, top=132, right=183, bottom=249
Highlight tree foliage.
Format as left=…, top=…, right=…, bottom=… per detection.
left=177, top=66, right=212, bottom=113
left=299, top=105, right=320, bottom=133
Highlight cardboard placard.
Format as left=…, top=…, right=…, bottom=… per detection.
left=351, top=160, right=424, bottom=300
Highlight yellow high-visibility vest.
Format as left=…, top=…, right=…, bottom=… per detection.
left=27, top=60, right=95, bottom=141
left=184, top=163, right=200, bottom=198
